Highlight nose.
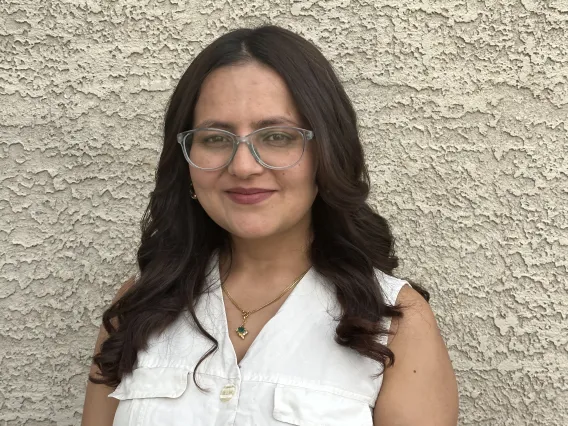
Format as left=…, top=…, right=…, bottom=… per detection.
left=226, top=139, right=264, bottom=178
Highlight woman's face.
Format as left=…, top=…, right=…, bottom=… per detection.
left=189, top=61, right=318, bottom=241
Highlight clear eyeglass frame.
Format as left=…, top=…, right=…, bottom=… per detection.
left=176, top=126, right=315, bottom=171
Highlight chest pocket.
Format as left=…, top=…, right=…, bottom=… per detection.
left=109, top=367, right=191, bottom=426
left=272, top=384, right=374, bottom=426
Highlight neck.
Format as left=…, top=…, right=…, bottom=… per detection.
left=219, top=222, right=313, bottom=283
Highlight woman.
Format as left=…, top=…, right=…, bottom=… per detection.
left=82, top=25, right=458, bottom=425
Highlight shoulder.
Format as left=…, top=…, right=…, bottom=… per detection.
left=388, top=284, right=434, bottom=338
left=373, top=284, right=459, bottom=426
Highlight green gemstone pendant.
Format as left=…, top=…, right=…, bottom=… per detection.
left=236, top=326, right=248, bottom=339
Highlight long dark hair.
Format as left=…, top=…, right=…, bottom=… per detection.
left=90, top=24, right=429, bottom=390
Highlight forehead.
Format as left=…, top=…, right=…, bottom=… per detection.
left=193, top=62, right=304, bottom=130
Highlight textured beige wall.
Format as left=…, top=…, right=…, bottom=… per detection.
left=1, top=0, right=567, bottom=425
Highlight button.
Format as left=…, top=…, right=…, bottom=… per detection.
left=220, top=383, right=236, bottom=402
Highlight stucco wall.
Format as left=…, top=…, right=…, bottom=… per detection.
left=1, top=1, right=566, bottom=425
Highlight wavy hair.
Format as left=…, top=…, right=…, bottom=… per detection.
left=90, top=25, right=429, bottom=390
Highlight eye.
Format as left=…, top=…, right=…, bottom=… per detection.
left=262, top=132, right=294, bottom=145
left=204, top=135, right=230, bottom=143
left=266, top=133, right=290, bottom=141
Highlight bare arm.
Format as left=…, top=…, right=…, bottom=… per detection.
left=373, top=285, right=459, bottom=426
left=81, top=275, right=136, bottom=426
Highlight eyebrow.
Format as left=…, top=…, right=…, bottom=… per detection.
left=194, top=116, right=302, bottom=131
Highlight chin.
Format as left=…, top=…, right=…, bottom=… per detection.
left=222, top=218, right=282, bottom=239
left=229, top=226, right=278, bottom=240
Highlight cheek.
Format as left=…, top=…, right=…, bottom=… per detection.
left=189, top=168, right=217, bottom=189
left=279, top=168, right=318, bottom=204
left=189, top=170, right=224, bottom=213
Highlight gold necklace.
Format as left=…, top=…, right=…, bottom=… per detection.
left=221, top=267, right=311, bottom=340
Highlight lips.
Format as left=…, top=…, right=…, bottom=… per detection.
left=225, top=189, right=276, bottom=204
left=226, top=188, right=275, bottom=195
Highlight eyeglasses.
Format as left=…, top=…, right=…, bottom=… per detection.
left=177, top=126, right=314, bottom=171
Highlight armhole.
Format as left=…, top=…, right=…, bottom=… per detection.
left=375, top=269, right=412, bottom=306
left=375, top=269, right=412, bottom=347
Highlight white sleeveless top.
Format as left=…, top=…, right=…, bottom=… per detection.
left=109, top=250, right=410, bottom=425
